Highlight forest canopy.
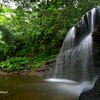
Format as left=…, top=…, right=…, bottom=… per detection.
left=0, top=0, right=100, bottom=71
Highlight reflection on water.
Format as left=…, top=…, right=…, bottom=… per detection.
left=0, top=74, right=95, bottom=100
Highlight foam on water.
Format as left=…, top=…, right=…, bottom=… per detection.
left=45, top=78, right=77, bottom=83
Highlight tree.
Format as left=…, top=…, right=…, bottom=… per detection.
left=0, top=0, right=100, bottom=70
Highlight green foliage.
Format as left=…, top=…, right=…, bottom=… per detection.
left=0, top=0, right=100, bottom=71
left=33, top=53, right=56, bottom=69
left=0, top=57, right=29, bottom=71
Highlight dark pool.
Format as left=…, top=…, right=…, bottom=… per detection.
left=0, top=74, right=95, bottom=100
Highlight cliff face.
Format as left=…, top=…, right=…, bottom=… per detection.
left=92, top=22, right=100, bottom=49
left=92, top=22, right=100, bottom=75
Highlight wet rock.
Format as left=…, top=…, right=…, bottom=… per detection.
left=35, top=58, right=56, bottom=78
left=92, top=22, right=100, bottom=75
left=92, top=22, right=100, bottom=49
left=79, top=77, right=100, bottom=100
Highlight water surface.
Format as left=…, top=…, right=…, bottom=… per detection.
left=0, top=74, right=95, bottom=100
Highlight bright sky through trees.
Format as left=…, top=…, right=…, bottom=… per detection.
left=0, top=0, right=17, bottom=9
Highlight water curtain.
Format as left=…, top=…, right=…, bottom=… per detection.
left=54, top=7, right=100, bottom=81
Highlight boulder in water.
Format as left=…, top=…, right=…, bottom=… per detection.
left=79, top=77, right=100, bottom=100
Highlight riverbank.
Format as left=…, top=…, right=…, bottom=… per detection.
left=0, top=58, right=56, bottom=77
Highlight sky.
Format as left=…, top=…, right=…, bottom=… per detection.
left=0, top=0, right=17, bottom=9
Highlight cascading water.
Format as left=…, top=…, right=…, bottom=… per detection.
left=46, top=7, right=100, bottom=100
left=54, top=27, right=76, bottom=79
left=53, top=8, right=97, bottom=81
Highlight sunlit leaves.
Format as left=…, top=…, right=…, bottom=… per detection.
left=0, top=15, right=8, bottom=24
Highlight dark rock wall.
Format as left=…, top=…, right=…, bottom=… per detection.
left=92, top=22, right=100, bottom=75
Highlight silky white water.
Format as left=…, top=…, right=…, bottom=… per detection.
left=53, top=8, right=97, bottom=81
left=45, top=76, right=98, bottom=100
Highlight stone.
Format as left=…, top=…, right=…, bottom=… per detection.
left=92, top=22, right=100, bottom=49
left=79, top=77, right=100, bottom=100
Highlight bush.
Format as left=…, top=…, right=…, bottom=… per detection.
left=33, top=53, right=57, bottom=69
left=0, top=57, right=29, bottom=71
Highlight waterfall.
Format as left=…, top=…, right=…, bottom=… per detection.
left=53, top=7, right=100, bottom=81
